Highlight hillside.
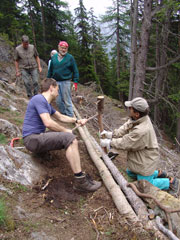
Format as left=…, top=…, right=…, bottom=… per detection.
left=0, top=37, right=180, bottom=240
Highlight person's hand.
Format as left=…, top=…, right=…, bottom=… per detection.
left=100, top=139, right=111, bottom=150
left=38, top=66, right=42, bottom=73
left=77, top=118, right=87, bottom=126
left=16, top=70, right=21, bottom=77
left=72, top=83, right=78, bottom=91
left=100, top=130, right=113, bottom=139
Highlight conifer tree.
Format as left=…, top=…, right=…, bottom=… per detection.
left=74, top=0, right=97, bottom=84
left=101, top=0, right=130, bottom=100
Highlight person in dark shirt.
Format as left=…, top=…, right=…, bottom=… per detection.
left=23, top=78, right=101, bottom=192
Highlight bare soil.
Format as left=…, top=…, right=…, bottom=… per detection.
left=0, top=83, right=168, bottom=239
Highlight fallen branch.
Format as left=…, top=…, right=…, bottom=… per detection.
left=128, top=182, right=180, bottom=233
left=156, top=216, right=179, bottom=240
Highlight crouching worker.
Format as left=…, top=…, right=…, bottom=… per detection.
left=100, top=97, right=179, bottom=197
left=22, top=78, right=101, bottom=192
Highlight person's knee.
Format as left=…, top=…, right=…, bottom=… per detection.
left=72, top=138, right=78, bottom=146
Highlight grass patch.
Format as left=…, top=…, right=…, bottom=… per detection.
left=23, top=221, right=41, bottom=233
left=13, top=118, right=23, bottom=126
left=0, top=106, right=10, bottom=114
left=8, top=182, right=28, bottom=192
left=0, top=197, right=15, bottom=230
left=0, top=133, right=8, bottom=144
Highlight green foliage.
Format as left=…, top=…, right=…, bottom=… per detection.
left=0, top=107, right=10, bottom=113
left=0, top=197, right=14, bottom=231
left=0, top=198, right=6, bottom=226
left=0, top=33, right=14, bottom=46
left=0, top=134, right=8, bottom=145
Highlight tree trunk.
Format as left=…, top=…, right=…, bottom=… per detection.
left=133, top=0, right=153, bottom=98
left=154, top=6, right=160, bottom=125
left=40, top=0, right=46, bottom=56
left=116, top=0, right=121, bottom=100
left=176, top=15, right=180, bottom=151
left=154, top=6, right=170, bottom=126
left=129, top=0, right=138, bottom=100
left=27, top=0, right=37, bottom=49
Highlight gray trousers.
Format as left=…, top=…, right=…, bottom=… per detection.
left=23, top=132, right=76, bottom=153
left=21, top=68, right=39, bottom=97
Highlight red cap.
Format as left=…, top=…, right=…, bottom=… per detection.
left=59, top=41, right=69, bottom=47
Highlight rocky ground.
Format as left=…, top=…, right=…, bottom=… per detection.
left=0, top=35, right=180, bottom=239
left=0, top=81, right=163, bottom=240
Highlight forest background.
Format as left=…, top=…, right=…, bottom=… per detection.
left=0, top=0, right=180, bottom=148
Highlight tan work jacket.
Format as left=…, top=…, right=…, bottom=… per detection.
left=111, top=115, right=159, bottom=176
left=14, top=44, right=38, bottom=69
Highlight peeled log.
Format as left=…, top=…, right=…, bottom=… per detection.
left=73, top=104, right=139, bottom=223
left=90, top=135, right=149, bottom=222
left=73, top=104, right=168, bottom=239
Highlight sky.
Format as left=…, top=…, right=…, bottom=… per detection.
left=65, top=0, right=112, bottom=17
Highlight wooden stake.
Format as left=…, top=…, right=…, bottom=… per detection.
left=97, top=96, right=107, bottom=153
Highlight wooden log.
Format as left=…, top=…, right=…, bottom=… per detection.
left=88, top=134, right=149, bottom=222
left=73, top=103, right=168, bottom=239
left=73, top=104, right=139, bottom=224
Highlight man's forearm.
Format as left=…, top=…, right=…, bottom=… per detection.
left=46, top=118, right=70, bottom=132
left=36, top=56, right=41, bottom=68
left=15, top=61, right=19, bottom=72
left=53, top=111, right=76, bottom=123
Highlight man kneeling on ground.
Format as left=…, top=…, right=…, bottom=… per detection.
left=100, top=97, right=179, bottom=197
left=22, top=78, right=101, bottom=192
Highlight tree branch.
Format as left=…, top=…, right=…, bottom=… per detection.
left=146, top=55, right=180, bottom=71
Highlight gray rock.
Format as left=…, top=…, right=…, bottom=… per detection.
left=0, top=146, right=46, bottom=186
left=0, top=118, right=21, bottom=138
left=0, top=184, right=13, bottom=195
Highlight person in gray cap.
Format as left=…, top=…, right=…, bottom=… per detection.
left=100, top=97, right=179, bottom=197
left=14, top=35, right=42, bottom=98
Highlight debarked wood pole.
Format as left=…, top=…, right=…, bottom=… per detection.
left=97, top=96, right=107, bottom=153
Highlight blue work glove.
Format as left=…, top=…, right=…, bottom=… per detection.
left=100, top=139, right=111, bottom=150
left=100, top=130, right=113, bottom=139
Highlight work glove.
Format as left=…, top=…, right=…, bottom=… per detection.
left=100, top=130, right=113, bottom=139
left=100, top=139, right=111, bottom=151
left=72, top=82, right=78, bottom=91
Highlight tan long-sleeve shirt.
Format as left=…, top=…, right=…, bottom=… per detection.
left=111, top=115, right=159, bottom=176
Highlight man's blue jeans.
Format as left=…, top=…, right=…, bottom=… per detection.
left=126, top=169, right=170, bottom=190
left=56, top=80, right=73, bottom=117
left=21, top=68, right=39, bottom=97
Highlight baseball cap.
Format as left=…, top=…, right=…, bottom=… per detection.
left=59, top=41, right=69, bottom=47
left=125, top=97, right=149, bottom=112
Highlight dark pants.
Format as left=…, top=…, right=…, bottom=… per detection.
left=21, top=68, right=39, bottom=97
left=23, top=132, right=76, bottom=153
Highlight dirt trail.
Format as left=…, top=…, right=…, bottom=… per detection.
left=0, top=83, right=164, bottom=240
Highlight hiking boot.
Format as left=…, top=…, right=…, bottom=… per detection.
left=73, top=173, right=101, bottom=192
left=158, top=169, right=168, bottom=178
left=169, top=177, right=180, bottom=197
